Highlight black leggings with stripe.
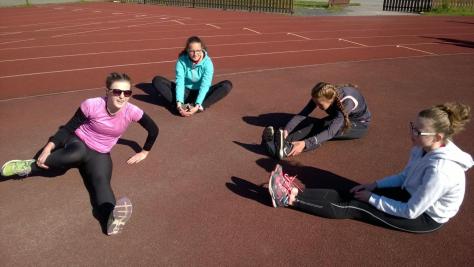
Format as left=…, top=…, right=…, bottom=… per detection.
left=293, top=188, right=443, bottom=233
left=31, top=135, right=115, bottom=220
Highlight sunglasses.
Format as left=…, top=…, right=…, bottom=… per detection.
left=188, top=49, right=203, bottom=54
left=109, top=89, right=132, bottom=97
left=409, top=122, right=436, bottom=136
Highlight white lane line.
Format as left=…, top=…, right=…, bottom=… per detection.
left=0, top=38, right=35, bottom=45
left=35, top=22, right=102, bottom=32
left=0, top=39, right=459, bottom=63
left=94, top=11, right=102, bottom=13
left=2, top=52, right=473, bottom=103
left=396, top=45, right=437, bottom=55
left=0, top=45, right=421, bottom=79
left=206, top=24, right=221, bottom=29
left=0, top=32, right=22, bottom=36
left=243, top=27, right=261, bottom=34
left=171, top=20, right=185, bottom=25
left=338, top=38, right=368, bottom=47
left=0, top=59, right=176, bottom=79
left=112, top=12, right=124, bottom=15
left=51, top=26, right=120, bottom=38
left=0, top=87, right=104, bottom=102
left=0, top=46, right=182, bottom=63
left=287, top=32, right=311, bottom=40
left=127, top=20, right=173, bottom=28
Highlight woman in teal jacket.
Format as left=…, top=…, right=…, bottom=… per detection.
left=152, top=36, right=232, bottom=116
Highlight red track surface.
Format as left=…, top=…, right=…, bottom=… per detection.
left=0, top=2, right=473, bottom=266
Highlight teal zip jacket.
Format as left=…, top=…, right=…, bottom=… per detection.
left=175, top=51, right=214, bottom=105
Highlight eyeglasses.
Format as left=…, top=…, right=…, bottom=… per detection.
left=109, top=89, right=132, bottom=97
left=188, top=49, right=203, bottom=54
left=409, top=122, right=436, bottom=136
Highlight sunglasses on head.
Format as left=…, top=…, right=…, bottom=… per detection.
left=109, top=89, right=132, bottom=97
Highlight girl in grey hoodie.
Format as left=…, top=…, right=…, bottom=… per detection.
left=268, top=102, right=473, bottom=233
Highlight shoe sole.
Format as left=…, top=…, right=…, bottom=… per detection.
left=276, top=129, right=284, bottom=160
left=107, top=197, right=133, bottom=235
left=262, top=126, right=274, bottom=142
left=268, top=169, right=278, bottom=208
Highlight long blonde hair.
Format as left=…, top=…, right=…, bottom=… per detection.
left=419, top=102, right=471, bottom=140
left=311, top=82, right=351, bottom=132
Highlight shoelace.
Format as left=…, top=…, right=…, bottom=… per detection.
left=282, top=173, right=304, bottom=193
left=15, top=161, right=32, bottom=177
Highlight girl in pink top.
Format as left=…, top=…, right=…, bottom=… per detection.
left=1, top=72, right=159, bottom=236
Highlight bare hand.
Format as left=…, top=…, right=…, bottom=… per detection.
left=287, top=141, right=305, bottom=157
left=350, top=182, right=377, bottom=194
left=37, top=142, right=55, bottom=169
left=127, top=150, right=149, bottom=164
left=182, top=105, right=199, bottom=117
left=353, top=190, right=372, bottom=203
left=283, top=130, right=289, bottom=139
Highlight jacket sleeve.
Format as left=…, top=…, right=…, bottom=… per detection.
left=195, top=59, right=214, bottom=105
left=49, top=108, right=87, bottom=147
left=137, top=113, right=159, bottom=151
left=175, top=58, right=186, bottom=103
left=284, top=100, right=316, bottom=133
left=303, top=112, right=344, bottom=151
left=303, top=99, right=356, bottom=151
left=369, top=166, right=447, bottom=219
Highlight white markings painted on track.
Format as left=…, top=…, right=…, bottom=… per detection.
left=94, top=11, right=102, bottom=13
left=135, top=15, right=147, bottom=17
left=287, top=32, right=311, bottom=40
left=0, top=60, right=176, bottom=79
left=396, top=45, right=437, bottom=55
left=0, top=38, right=35, bottom=45
left=0, top=32, right=22, bottom=36
left=51, top=27, right=120, bottom=38
left=338, top=38, right=368, bottom=47
left=171, top=20, right=185, bottom=25
left=35, top=22, right=102, bottom=32
left=243, top=28, right=261, bottom=34
left=206, top=24, right=221, bottom=29
left=0, top=87, right=104, bottom=102
left=3, top=52, right=473, bottom=102
left=0, top=45, right=446, bottom=79
left=112, top=13, right=124, bottom=15
left=127, top=20, right=173, bottom=28
left=0, top=46, right=183, bottom=63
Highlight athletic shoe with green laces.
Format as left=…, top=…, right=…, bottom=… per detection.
left=1, top=159, right=36, bottom=177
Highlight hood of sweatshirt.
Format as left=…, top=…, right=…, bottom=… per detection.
left=428, top=141, right=474, bottom=171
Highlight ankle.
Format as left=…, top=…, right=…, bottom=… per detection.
left=288, top=187, right=299, bottom=206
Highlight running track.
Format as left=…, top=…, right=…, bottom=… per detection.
left=0, top=2, right=473, bottom=266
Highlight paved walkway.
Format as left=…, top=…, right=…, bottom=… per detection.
left=295, top=0, right=416, bottom=16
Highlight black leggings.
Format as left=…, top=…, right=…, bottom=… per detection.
left=32, top=136, right=115, bottom=219
left=293, top=188, right=443, bottom=233
left=287, top=116, right=369, bottom=143
left=152, top=75, right=232, bottom=108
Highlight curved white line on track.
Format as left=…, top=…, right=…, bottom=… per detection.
left=1, top=52, right=473, bottom=102
left=1, top=45, right=472, bottom=79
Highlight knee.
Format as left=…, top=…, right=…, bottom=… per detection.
left=222, top=80, right=233, bottom=92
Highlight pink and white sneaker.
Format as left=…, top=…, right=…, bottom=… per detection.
left=268, top=164, right=303, bottom=208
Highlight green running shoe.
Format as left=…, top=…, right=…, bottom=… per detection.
left=1, top=159, right=36, bottom=177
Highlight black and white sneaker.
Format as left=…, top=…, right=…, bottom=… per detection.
left=276, top=129, right=294, bottom=160
left=275, top=129, right=285, bottom=159
left=107, top=197, right=133, bottom=236
left=262, top=126, right=276, bottom=157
